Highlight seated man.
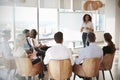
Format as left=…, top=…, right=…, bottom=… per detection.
left=75, top=32, right=103, bottom=80
left=75, top=32, right=103, bottom=64
left=44, top=32, right=74, bottom=65
left=23, top=29, right=32, bottom=50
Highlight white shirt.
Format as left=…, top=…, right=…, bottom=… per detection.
left=81, top=21, right=93, bottom=33
left=44, top=43, right=74, bottom=65
left=30, top=38, right=39, bottom=47
left=75, top=43, right=103, bottom=64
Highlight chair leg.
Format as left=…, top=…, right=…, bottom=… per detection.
left=96, top=77, right=99, bottom=80
left=84, top=78, right=92, bottom=80
left=33, top=76, right=35, bottom=80
left=102, top=70, right=105, bottom=80
left=73, top=74, right=76, bottom=80
left=109, top=70, right=114, bottom=80
left=96, top=74, right=99, bottom=80
left=50, top=78, right=54, bottom=80
left=28, top=76, right=31, bottom=80
left=96, top=73, right=99, bottom=80
left=13, top=69, right=17, bottom=80
left=67, top=78, right=70, bottom=80
left=6, top=70, right=10, bottom=80
left=83, top=77, right=86, bottom=80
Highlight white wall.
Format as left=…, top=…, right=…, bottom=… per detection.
left=105, top=0, right=120, bottom=48
left=95, top=31, right=104, bottom=42
left=115, top=0, right=120, bottom=49
left=105, top=0, right=115, bottom=38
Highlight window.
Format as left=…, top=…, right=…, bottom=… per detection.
left=39, top=8, right=58, bottom=39
left=0, top=6, right=14, bottom=41
left=15, top=6, right=37, bottom=36
left=92, top=13, right=105, bottom=31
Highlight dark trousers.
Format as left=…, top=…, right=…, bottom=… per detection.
left=82, top=32, right=89, bottom=47
left=31, top=58, right=44, bottom=79
left=32, top=58, right=41, bottom=65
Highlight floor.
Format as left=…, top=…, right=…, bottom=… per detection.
left=0, top=50, right=120, bottom=80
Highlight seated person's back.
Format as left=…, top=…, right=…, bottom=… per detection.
left=44, top=32, right=74, bottom=65
left=13, top=34, right=36, bottom=59
left=13, top=34, right=27, bottom=57
left=103, top=33, right=116, bottom=55
left=75, top=32, right=103, bottom=64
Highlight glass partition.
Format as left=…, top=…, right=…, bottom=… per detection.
left=0, top=6, right=14, bottom=41
left=0, top=4, right=14, bottom=80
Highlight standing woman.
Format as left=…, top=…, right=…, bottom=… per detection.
left=80, top=14, right=94, bottom=47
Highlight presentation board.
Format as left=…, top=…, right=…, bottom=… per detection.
left=60, top=12, right=84, bottom=30
left=59, top=12, right=88, bottom=41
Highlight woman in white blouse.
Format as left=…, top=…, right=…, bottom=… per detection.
left=29, top=29, right=44, bottom=48
left=29, top=29, right=50, bottom=51
left=29, top=29, right=47, bottom=60
left=80, top=14, right=94, bottom=47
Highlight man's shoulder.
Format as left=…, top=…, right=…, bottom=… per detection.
left=46, top=45, right=59, bottom=52
left=46, top=45, right=68, bottom=52
left=85, top=44, right=102, bottom=50
left=79, top=47, right=86, bottom=53
left=52, top=44, right=66, bottom=48
left=96, top=45, right=102, bottom=49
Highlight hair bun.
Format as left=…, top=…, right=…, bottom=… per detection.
left=104, top=33, right=112, bottom=42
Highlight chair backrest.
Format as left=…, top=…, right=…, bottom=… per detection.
left=29, top=61, right=43, bottom=76
left=15, top=58, right=43, bottom=76
left=73, top=58, right=101, bottom=77
left=15, top=58, right=33, bottom=76
left=48, top=59, right=72, bottom=80
left=7, top=59, right=16, bottom=70
left=100, top=53, right=115, bottom=70
left=82, top=58, right=101, bottom=77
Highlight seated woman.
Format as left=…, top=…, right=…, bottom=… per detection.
left=13, top=34, right=37, bottom=60
left=13, top=34, right=43, bottom=79
left=30, top=29, right=49, bottom=50
left=29, top=29, right=49, bottom=60
left=103, top=33, right=116, bottom=55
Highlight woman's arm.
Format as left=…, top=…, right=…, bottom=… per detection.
left=89, top=28, right=94, bottom=32
left=80, top=27, right=84, bottom=32
left=88, top=22, right=94, bottom=32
